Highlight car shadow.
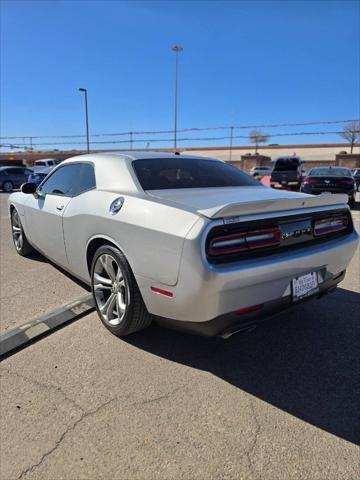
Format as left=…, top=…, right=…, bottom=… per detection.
left=27, top=251, right=90, bottom=291
left=124, top=287, right=360, bottom=445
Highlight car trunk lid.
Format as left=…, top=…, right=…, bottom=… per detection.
left=147, top=186, right=348, bottom=219
left=308, top=176, right=353, bottom=189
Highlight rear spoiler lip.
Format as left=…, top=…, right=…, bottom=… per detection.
left=198, top=193, right=349, bottom=219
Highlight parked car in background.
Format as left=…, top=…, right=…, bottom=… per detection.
left=27, top=166, right=53, bottom=186
left=8, top=152, right=358, bottom=339
left=352, top=168, right=360, bottom=191
left=0, top=166, right=33, bottom=192
left=34, top=158, right=61, bottom=167
left=270, top=156, right=302, bottom=190
left=250, top=166, right=273, bottom=177
left=301, top=167, right=356, bottom=208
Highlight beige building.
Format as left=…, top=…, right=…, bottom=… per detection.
left=182, top=143, right=360, bottom=164
left=1, top=143, right=359, bottom=171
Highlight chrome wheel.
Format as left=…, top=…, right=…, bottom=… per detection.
left=93, top=253, right=129, bottom=326
left=12, top=211, right=23, bottom=252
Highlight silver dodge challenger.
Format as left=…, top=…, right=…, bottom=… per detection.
left=8, top=152, right=359, bottom=338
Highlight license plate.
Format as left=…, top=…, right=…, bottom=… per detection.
left=292, top=272, right=319, bottom=301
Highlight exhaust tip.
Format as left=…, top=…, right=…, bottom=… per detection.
left=219, top=324, right=257, bottom=340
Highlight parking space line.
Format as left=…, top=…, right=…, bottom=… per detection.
left=0, top=294, right=95, bottom=358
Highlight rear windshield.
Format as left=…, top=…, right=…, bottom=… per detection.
left=309, top=168, right=352, bottom=177
left=133, top=158, right=259, bottom=190
left=273, top=158, right=300, bottom=171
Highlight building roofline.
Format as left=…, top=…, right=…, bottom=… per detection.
left=1, top=143, right=359, bottom=161
left=178, top=143, right=360, bottom=151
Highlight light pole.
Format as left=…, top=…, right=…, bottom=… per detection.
left=229, top=126, right=234, bottom=161
left=172, top=45, right=183, bottom=150
left=78, top=87, right=90, bottom=153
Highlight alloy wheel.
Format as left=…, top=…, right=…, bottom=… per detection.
left=93, top=253, right=129, bottom=326
left=3, top=181, right=13, bottom=192
left=12, top=211, right=23, bottom=252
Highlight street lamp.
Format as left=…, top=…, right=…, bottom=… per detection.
left=172, top=45, right=183, bottom=149
left=78, top=87, right=90, bottom=153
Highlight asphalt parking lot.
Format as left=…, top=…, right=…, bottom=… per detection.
left=0, top=192, right=359, bottom=480
left=0, top=194, right=88, bottom=334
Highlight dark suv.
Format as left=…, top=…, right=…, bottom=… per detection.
left=270, top=156, right=302, bottom=190
left=0, top=166, right=33, bottom=192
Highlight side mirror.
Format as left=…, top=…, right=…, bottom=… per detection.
left=21, top=182, right=38, bottom=194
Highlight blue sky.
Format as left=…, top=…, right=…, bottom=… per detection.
left=1, top=0, right=359, bottom=151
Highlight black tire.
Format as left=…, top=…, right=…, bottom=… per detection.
left=91, top=245, right=152, bottom=337
left=348, top=197, right=355, bottom=209
left=11, top=209, right=35, bottom=256
left=2, top=181, right=14, bottom=193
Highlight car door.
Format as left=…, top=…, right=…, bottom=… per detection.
left=4, top=169, right=18, bottom=187
left=6, top=168, right=27, bottom=188
left=24, top=164, right=82, bottom=268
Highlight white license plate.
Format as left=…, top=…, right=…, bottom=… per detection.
left=292, top=272, right=319, bottom=301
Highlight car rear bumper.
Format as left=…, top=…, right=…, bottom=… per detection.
left=155, top=270, right=345, bottom=337
left=302, top=188, right=356, bottom=198
left=137, top=230, right=359, bottom=325
left=271, top=181, right=301, bottom=188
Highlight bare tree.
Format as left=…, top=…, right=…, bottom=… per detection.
left=339, top=121, right=360, bottom=154
left=249, top=129, right=270, bottom=154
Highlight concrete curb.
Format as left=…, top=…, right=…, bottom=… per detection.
left=0, top=294, right=95, bottom=358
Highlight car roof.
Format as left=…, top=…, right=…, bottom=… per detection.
left=60, top=151, right=222, bottom=193
left=35, top=158, right=56, bottom=162
left=61, top=151, right=218, bottom=164
left=0, top=165, right=25, bottom=171
left=311, top=166, right=350, bottom=171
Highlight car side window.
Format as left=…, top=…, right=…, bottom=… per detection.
left=74, top=163, right=96, bottom=195
left=40, top=163, right=96, bottom=197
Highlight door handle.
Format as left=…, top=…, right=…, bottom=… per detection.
left=56, top=204, right=64, bottom=211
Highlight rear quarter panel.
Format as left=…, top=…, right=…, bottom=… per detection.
left=63, top=190, right=201, bottom=285
left=7, top=192, right=28, bottom=220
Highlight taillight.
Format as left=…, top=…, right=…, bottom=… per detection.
left=339, top=178, right=354, bottom=185
left=313, top=215, right=348, bottom=237
left=302, top=178, right=317, bottom=184
left=208, top=227, right=280, bottom=256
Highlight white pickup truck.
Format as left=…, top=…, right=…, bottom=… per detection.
left=34, top=158, right=61, bottom=167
